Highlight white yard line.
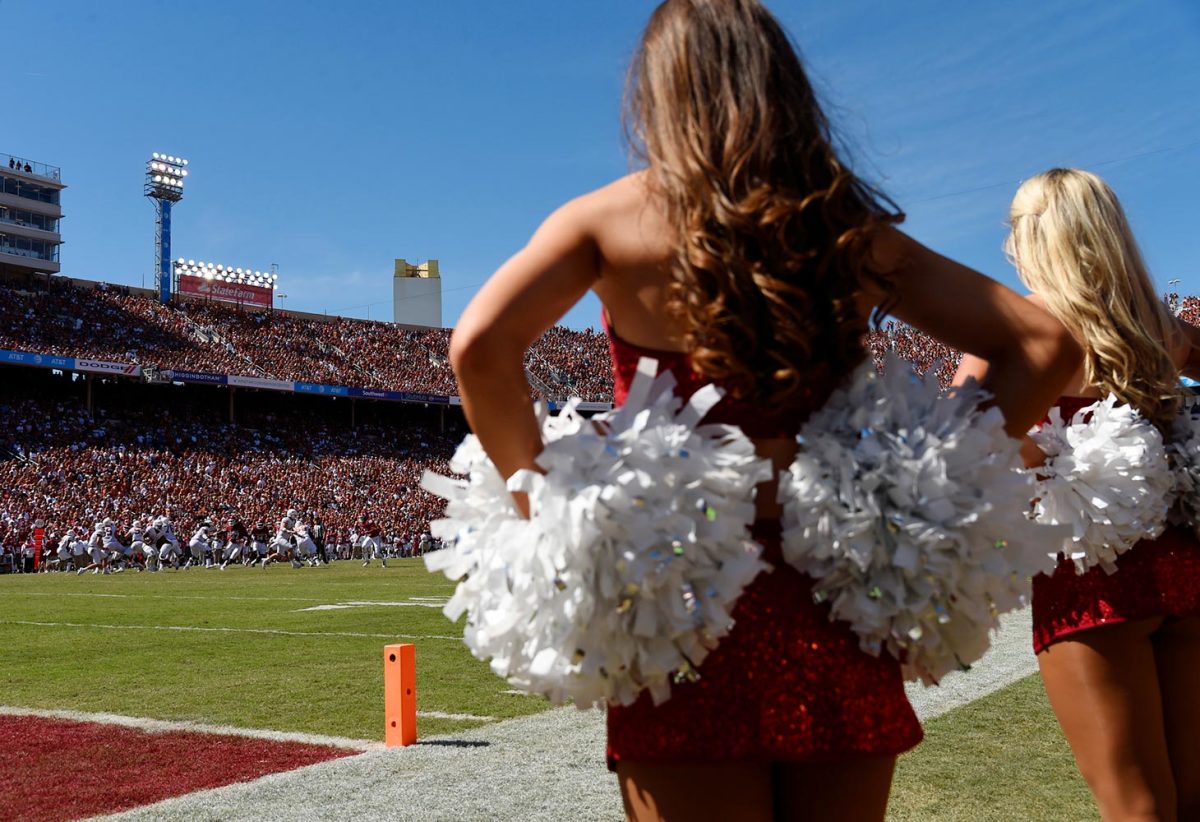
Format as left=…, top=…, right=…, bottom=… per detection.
left=0, top=704, right=381, bottom=751
left=295, top=600, right=448, bottom=612
left=417, top=710, right=498, bottom=722
left=10, top=590, right=395, bottom=604
left=12, top=591, right=451, bottom=607
left=2, top=619, right=461, bottom=642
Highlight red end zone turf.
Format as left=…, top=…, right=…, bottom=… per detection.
left=0, top=714, right=356, bottom=821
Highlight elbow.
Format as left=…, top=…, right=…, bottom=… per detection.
left=449, top=327, right=488, bottom=380
left=449, top=326, right=520, bottom=383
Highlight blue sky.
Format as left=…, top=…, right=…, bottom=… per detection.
left=8, top=1, right=1200, bottom=329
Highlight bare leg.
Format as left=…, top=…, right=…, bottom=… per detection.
left=1153, top=617, right=1200, bottom=820
left=775, top=757, right=895, bottom=822
left=1038, top=618, right=1176, bottom=821
left=617, top=761, right=773, bottom=822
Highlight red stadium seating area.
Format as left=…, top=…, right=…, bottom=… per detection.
left=0, top=373, right=457, bottom=556
left=0, top=275, right=981, bottom=400
left=9, top=273, right=1187, bottom=562
left=0, top=277, right=613, bottom=402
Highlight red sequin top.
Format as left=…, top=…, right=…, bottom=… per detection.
left=1031, top=396, right=1200, bottom=653
left=602, top=311, right=923, bottom=767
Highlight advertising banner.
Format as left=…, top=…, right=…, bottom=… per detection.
left=166, top=369, right=228, bottom=385
left=397, top=391, right=449, bottom=405
left=227, top=374, right=293, bottom=391
left=178, top=275, right=273, bottom=308
left=448, top=396, right=462, bottom=407
left=349, top=387, right=403, bottom=401
left=575, top=401, right=614, bottom=412
left=347, top=387, right=451, bottom=404
left=294, top=382, right=350, bottom=397
left=75, top=358, right=142, bottom=377
left=0, top=349, right=76, bottom=370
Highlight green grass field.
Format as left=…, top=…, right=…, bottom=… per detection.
left=0, top=560, right=1094, bottom=819
left=890, top=676, right=1095, bottom=820
left=0, top=559, right=545, bottom=740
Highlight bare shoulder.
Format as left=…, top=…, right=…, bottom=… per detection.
left=535, top=173, right=651, bottom=246
left=576, top=172, right=671, bottom=269
left=558, top=172, right=649, bottom=220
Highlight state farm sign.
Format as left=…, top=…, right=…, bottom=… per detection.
left=178, top=276, right=273, bottom=307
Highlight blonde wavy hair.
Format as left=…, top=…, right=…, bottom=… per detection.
left=1006, top=168, right=1182, bottom=430
left=623, top=0, right=902, bottom=406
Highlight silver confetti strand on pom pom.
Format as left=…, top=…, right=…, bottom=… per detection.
left=423, top=356, right=773, bottom=708
left=779, top=353, right=1060, bottom=685
left=1031, top=394, right=1172, bottom=575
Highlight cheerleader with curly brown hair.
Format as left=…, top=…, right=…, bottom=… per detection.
left=451, top=2, right=1079, bottom=818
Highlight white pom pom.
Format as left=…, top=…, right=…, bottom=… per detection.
left=779, top=353, right=1057, bottom=684
left=1031, top=394, right=1171, bottom=575
left=423, top=357, right=773, bottom=708
left=1167, top=396, right=1200, bottom=538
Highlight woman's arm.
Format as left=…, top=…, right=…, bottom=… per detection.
left=449, top=196, right=602, bottom=490
left=875, top=229, right=1081, bottom=437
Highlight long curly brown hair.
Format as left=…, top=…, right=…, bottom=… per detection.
left=624, top=0, right=903, bottom=405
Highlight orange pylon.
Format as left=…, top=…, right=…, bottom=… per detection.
left=384, top=643, right=417, bottom=747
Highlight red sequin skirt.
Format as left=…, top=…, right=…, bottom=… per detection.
left=1032, top=525, right=1200, bottom=654
left=606, top=523, right=923, bottom=769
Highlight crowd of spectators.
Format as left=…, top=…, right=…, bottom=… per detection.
left=0, top=279, right=253, bottom=375
left=525, top=325, right=614, bottom=402
left=0, top=385, right=457, bottom=565
left=864, top=321, right=964, bottom=389
left=1176, top=296, right=1200, bottom=326
left=0, top=277, right=611, bottom=402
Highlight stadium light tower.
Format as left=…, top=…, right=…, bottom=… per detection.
left=172, top=259, right=279, bottom=288
left=145, top=152, right=190, bottom=305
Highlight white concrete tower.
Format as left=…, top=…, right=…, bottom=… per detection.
left=392, top=258, right=441, bottom=327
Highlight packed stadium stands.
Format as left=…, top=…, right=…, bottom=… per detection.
left=0, top=368, right=456, bottom=563
left=6, top=271, right=1189, bottom=569
left=0, top=276, right=614, bottom=402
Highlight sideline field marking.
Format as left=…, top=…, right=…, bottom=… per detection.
left=296, top=599, right=449, bottom=612
left=0, top=704, right=384, bottom=751
left=418, top=710, right=498, bottom=722
left=2, top=620, right=461, bottom=642
left=8, top=591, right=432, bottom=604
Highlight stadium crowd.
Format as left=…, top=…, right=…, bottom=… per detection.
left=865, top=322, right=964, bottom=389
left=0, top=381, right=456, bottom=571
left=0, top=277, right=613, bottom=403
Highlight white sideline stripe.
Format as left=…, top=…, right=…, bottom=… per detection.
left=14, top=591, right=357, bottom=603
left=296, top=600, right=448, bottom=612
left=0, top=705, right=382, bottom=751
left=2, top=620, right=461, bottom=642
left=418, top=710, right=498, bottom=722
left=903, top=608, right=1038, bottom=721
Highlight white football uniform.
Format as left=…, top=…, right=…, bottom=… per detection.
left=128, top=525, right=146, bottom=556
left=153, top=518, right=182, bottom=562
left=272, top=517, right=296, bottom=553
left=102, top=522, right=126, bottom=555
left=294, top=526, right=317, bottom=557
left=188, top=526, right=210, bottom=562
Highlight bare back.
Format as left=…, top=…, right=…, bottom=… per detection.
left=584, top=174, right=804, bottom=518
left=587, top=173, right=881, bottom=354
